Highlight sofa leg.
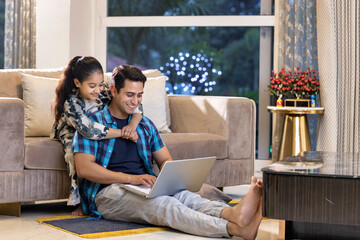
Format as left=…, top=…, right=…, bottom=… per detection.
left=0, top=202, right=21, bottom=217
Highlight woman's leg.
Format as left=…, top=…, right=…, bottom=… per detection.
left=63, top=145, right=83, bottom=215
left=64, top=148, right=81, bottom=206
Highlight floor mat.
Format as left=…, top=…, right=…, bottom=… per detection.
left=37, top=200, right=249, bottom=238
left=37, top=215, right=169, bottom=238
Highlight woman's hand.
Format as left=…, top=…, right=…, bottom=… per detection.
left=128, top=131, right=138, bottom=143
left=121, top=124, right=136, bottom=139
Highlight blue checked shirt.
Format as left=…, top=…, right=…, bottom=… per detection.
left=71, top=104, right=165, bottom=218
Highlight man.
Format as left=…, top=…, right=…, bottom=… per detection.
left=72, top=65, right=263, bottom=239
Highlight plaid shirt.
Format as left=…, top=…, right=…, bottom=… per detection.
left=72, top=104, right=165, bottom=218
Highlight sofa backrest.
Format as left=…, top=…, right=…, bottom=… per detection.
left=0, top=68, right=163, bottom=99
left=0, top=68, right=64, bottom=99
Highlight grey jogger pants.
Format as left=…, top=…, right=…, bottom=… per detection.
left=95, top=183, right=231, bottom=238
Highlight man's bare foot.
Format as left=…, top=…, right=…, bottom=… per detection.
left=71, top=205, right=84, bottom=216
left=227, top=197, right=263, bottom=240
left=221, top=176, right=262, bottom=227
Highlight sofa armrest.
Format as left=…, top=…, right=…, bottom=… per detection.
left=0, top=97, right=24, bottom=171
left=168, top=95, right=256, bottom=160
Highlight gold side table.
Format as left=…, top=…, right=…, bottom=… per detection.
left=267, top=106, right=324, bottom=161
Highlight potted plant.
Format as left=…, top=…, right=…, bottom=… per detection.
left=268, top=66, right=320, bottom=107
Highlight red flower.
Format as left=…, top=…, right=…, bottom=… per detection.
left=268, top=67, right=320, bottom=98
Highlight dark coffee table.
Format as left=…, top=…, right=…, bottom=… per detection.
left=262, top=151, right=360, bottom=240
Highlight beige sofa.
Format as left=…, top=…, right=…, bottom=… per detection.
left=0, top=68, right=256, bottom=216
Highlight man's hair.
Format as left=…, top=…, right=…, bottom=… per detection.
left=112, top=65, right=147, bottom=92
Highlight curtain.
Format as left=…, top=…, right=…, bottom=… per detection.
left=4, top=0, right=36, bottom=69
left=317, top=1, right=360, bottom=153
left=272, top=0, right=318, bottom=161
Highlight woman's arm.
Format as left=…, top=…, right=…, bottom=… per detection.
left=64, top=97, right=142, bottom=141
left=64, top=98, right=121, bottom=140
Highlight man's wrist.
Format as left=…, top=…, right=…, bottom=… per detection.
left=127, top=174, right=132, bottom=184
left=118, top=128, right=123, bottom=138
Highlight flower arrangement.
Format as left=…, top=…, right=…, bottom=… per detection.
left=268, top=66, right=320, bottom=98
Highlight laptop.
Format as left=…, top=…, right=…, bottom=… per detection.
left=120, top=156, right=216, bottom=198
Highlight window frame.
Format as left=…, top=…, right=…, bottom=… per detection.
left=94, top=0, right=274, bottom=160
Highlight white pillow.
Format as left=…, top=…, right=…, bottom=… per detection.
left=142, top=76, right=171, bottom=133
left=21, top=73, right=59, bottom=137
left=142, top=69, right=162, bottom=78
left=105, top=70, right=171, bottom=133
left=104, top=72, right=112, bottom=85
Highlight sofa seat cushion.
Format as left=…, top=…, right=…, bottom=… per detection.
left=24, top=133, right=227, bottom=170
left=160, top=133, right=227, bottom=160
left=24, top=137, right=66, bottom=170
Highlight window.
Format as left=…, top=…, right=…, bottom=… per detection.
left=107, top=26, right=260, bottom=97
left=107, top=0, right=264, bottom=16
left=96, top=0, right=274, bottom=159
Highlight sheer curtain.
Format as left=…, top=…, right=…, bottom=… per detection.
left=4, top=0, right=36, bottom=69
left=317, top=1, right=360, bottom=153
left=272, top=0, right=318, bottom=161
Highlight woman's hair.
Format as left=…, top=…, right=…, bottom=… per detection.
left=112, top=65, right=147, bottom=93
left=53, top=56, right=103, bottom=123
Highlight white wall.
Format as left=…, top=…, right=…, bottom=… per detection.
left=36, top=0, right=95, bottom=68
left=69, top=0, right=96, bottom=58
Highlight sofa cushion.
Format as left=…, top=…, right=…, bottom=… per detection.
left=24, top=133, right=227, bottom=170
left=0, top=68, right=64, bottom=99
left=140, top=69, right=171, bottom=130
left=24, top=137, right=67, bottom=170
left=21, top=73, right=60, bottom=137
left=160, top=133, right=227, bottom=160
left=142, top=69, right=162, bottom=78
left=142, top=76, right=171, bottom=133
